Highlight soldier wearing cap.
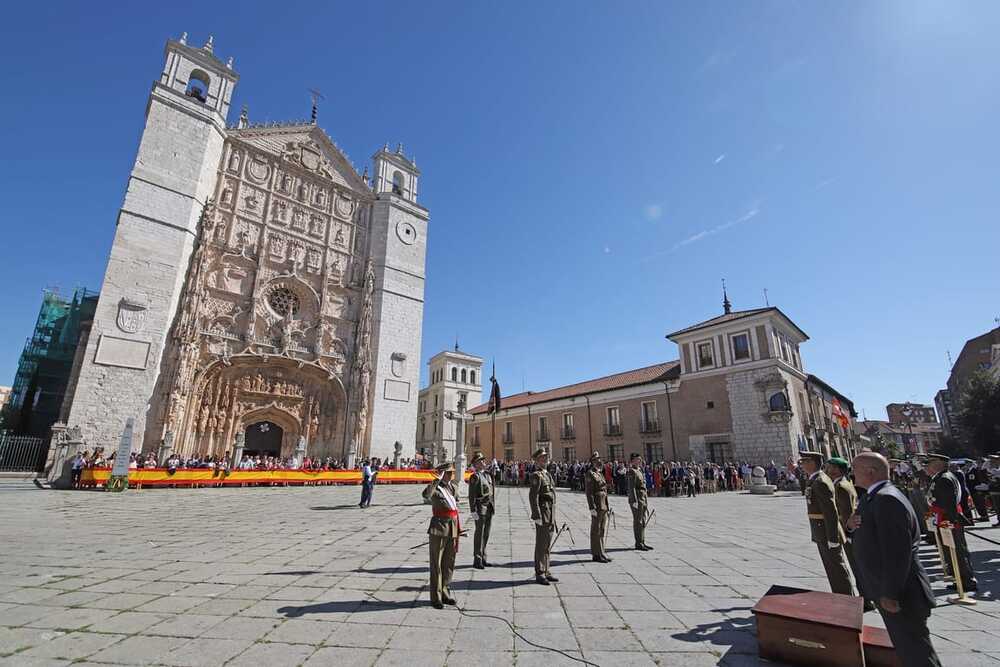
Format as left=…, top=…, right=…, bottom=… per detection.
left=422, top=461, right=460, bottom=609
left=801, top=451, right=854, bottom=595
left=926, top=453, right=978, bottom=592
left=628, top=453, right=652, bottom=551
left=584, top=451, right=612, bottom=562
left=529, top=447, right=559, bottom=584
left=826, top=456, right=871, bottom=609
left=467, top=451, right=495, bottom=569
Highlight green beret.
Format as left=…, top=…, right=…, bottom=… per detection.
left=828, top=457, right=849, bottom=470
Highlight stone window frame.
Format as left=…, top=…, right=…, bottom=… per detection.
left=562, top=412, right=574, bottom=429
left=605, top=405, right=621, bottom=427
left=696, top=339, right=716, bottom=370
left=729, top=330, right=752, bottom=363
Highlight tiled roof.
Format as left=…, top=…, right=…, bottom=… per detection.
left=666, top=308, right=773, bottom=338
left=470, top=361, right=679, bottom=415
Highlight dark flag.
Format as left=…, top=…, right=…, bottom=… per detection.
left=487, top=362, right=501, bottom=414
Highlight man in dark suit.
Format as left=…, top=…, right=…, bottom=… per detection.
left=928, top=453, right=978, bottom=592
left=849, top=452, right=940, bottom=666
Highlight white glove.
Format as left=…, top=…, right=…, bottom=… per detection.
left=534, top=519, right=543, bottom=526
left=827, top=541, right=841, bottom=549
left=469, top=515, right=479, bottom=523
left=590, top=510, right=597, bottom=517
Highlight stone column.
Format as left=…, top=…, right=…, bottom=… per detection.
left=294, top=436, right=306, bottom=467
left=393, top=441, right=402, bottom=469
left=230, top=432, right=245, bottom=470
left=158, top=431, right=174, bottom=466
left=453, top=417, right=467, bottom=501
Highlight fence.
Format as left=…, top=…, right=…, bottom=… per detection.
left=0, top=432, right=49, bottom=473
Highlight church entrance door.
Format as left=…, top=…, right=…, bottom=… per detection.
left=244, top=421, right=283, bottom=457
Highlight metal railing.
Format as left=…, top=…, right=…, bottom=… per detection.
left=0, top=432, right=49, bottom=473
left=561, top=426, right=576, bottom=440
left=603, top=423, right=622, bottom=437
left=640, top=419, right=661, bottom=433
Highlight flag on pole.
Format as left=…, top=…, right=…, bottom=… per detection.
left=487, top=361, right=501, bottom=415
left=831, top=399, right=850, bottom=430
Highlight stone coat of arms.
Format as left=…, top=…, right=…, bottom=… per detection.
left=117, top=298, right=148, bottom=334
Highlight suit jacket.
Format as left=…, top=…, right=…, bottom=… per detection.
left=853, top=481, right=935, bottom=612
left=529, top=469, right=555, bottom=524
left=806, top=471, right=843, bottom=545
left=929, top=470, right=964, bottom=523
left=468, top=470, right=495, bottom=516
left=627, top=467, right=648, bottom=507
left=585, top=467, right=609, bottom=511
left=423, top=479, right=460, bottom=538
left=833, top=476, right=858, bottom=536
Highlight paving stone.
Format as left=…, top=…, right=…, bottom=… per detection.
left=87, top=611, right=170, bottom=634
left=0, top=627, right=64, bottom=656
left=225, top=641, right=315, bottom=667
left=198, top=615, right=280, bottom=640
left=87, top=635, right=188, bottom=665
left=156, top=638, right=255, bottom=667
left=16, top=631, right=126, bottom=660
left=303, top=646, right=380, bottom=667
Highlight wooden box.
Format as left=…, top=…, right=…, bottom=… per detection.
left=752, top=585, right=864, bottom=667
left=862, top=625, right=902, bottom=667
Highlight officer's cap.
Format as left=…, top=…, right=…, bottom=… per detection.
left=926, top=453, right=949, bottom=462
left=435, top=462, right=455, bottom=473
left=630, top=452, right=642, bottom=461
left=799, top=451, right=824, bottom=463
left=470, top=452, right=485, bottom=465
left=827, top=457, right=849, bottom=471
left=532, top=448, right=548, bottom=459
left=590, top=451, right=601, bottom=461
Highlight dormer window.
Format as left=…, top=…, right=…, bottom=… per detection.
left=697, top=341, right=715, bottom=369
left=185, top=70, right=210, bottom=103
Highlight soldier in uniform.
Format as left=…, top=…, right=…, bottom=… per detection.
left=467, top=451, right=495, bottom=569
left=827, top=456, right=872, bottom=610
left=584, top=451, right=612, bottom=563
left=422, top=461, right=460, bottom=609
left=529, top=448, right=559, bottom=585
left=628, top=453, right=652, bottom=551
left=801, top=451, right=854, bottom=595
left=926, top=453, right=978, bottom=592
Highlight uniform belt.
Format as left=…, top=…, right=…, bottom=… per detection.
left=807, top=513, right=825, bottom=520
left=433, top=509, right=459, bottom=519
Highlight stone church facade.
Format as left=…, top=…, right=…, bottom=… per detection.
left=63, top=35, right=428, bottom=463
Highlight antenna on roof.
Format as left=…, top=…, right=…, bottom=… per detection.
left=722, top=278, right=732, bottom=314
left=454, top=334, right=459, bottom=352
left=308, top=88, right=325, bottom=124
left=946, top=349, right=953, bottom=368
left=763, top=287, right=769, bottom=307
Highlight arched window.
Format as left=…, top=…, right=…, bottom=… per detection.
left=470, top=370, right=476, bottom=385
left=391, top=171, right=404, bottom=195
left=451, top=367, right=458, bottom=382
left=769, top=392, right=790, bottom=412
left=461, top=369, right=467, bottom=383
left=297, top=184, right=306, bottom=201
left=186, top=69, right=210, bottom=103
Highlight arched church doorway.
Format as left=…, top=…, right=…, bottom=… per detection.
left=245, top=421, right=283, bottom=457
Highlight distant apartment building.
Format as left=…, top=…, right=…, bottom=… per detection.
left=467, top=299, right=860, bottom=464
left=882, top=402, right=942, bottom=453
left=934, top=389, right=956, bottom=439
left=941, top=325, right=1000, bottom=447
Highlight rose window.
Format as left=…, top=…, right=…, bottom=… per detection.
left=267, top=287, right=300, bottom=317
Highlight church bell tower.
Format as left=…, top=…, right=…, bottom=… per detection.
left=66, top=34, right=239, bottom=448
left=363, top=144, right=429, bottom=461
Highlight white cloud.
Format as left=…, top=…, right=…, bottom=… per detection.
left=671, top=206, right=761, bottom=251
left=644, top=204, right=663, bottom=221
left=714, top=153, right=726, bottom=164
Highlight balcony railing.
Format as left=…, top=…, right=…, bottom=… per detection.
left=603, top=423, right=622, bottom=437
left=502, top=434, right=514, bottom=444
left=536, top=430, right=550, bottom=442
left=640, top=419, right=661, bottom=434
left=560, top=426, right=576, bottom=440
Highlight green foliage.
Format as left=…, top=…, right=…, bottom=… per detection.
left=956, top=369, right=1000, bottom=457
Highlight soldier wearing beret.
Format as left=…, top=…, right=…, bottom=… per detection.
left=926, top=453, right=978, bottom=592
left=529, top=447, right=559, bottom=584
left=467, top=452, right=495, bottom=569
left=826, top=456, right=872, bottom=609
left=585, top=451, right=612, bottom=563
left=628, top=453, right=652, bottom=551
left=422, top=461, right=460, bottom=609
left=801, top=451, right=854, bottom=595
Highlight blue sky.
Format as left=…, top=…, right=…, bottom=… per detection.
left=1, top=1, right=998, bottom=421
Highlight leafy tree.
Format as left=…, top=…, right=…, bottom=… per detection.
left=936, top=434, right=975, bottom=459
left=956, top=369, right=1000, bottom=457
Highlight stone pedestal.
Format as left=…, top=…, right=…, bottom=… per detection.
left=46, top=426, right=85, bottom=489
left=294, top=436, right=306, bottom=467
left=393, top=441, right=402, bottom=470
left=750, top=465, right=777, bottom=495
left=230, top=433, right=245, bottom=470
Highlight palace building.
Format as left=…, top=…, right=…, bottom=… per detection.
left=61, top=34, right=428, bottom=463
left=467, top=298, right=860, bottom=465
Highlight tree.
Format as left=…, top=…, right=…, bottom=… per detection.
left=956, top=369, right=1000, bottom=457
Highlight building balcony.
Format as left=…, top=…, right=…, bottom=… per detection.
left=603, top=423, right=622, bottom=437
left=640, top=419, right=660, bottom=434
left=536, top=430, right=550, bottom=442
left=560, top=426, right=576, bottom=440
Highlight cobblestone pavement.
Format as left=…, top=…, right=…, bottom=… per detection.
left=0, top=480, right=997, bottom=666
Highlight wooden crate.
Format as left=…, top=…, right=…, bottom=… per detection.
left=752, top=585, right=864, bottom=667
left=862, top=625, right=903, bottom=667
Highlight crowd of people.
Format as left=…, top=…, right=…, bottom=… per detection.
left=487, top=457, right=802, bottom=495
